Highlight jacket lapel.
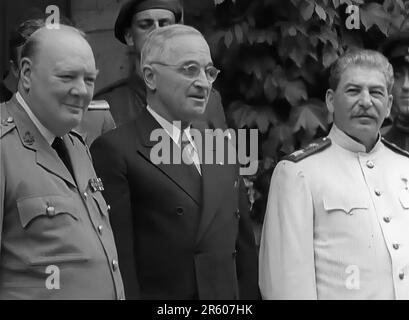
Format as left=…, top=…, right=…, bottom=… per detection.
left=7, top=96, right=77, bottom=188
left=195, top=133, right=235, bottom=244
left=136, top=108, right=202, bottom=205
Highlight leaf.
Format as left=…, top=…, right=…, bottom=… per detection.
left=331, top=0, right=340, bottom=8
left=322, top=43, right=339, bottom=68
left=289, top=48, right=306, bottom=67
left=292, top=99, right=329, bottom=136
left=300, top=1, right=315, bottom=21
left=224, top=29, right=233, bottom=48
left=315, top=4, right=327, bottom=21
left=263, top=124, right=294, bottom=157
left=263, top=74, right=278, bottom=102
left=360, top=3, right=391, bottom=36
left=288, top=26, right=297, bottom=36
left=284, top=80, right=308, bottom=106
left=234, top=24, right=244, bottom=43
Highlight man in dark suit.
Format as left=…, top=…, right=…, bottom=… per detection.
left=94, top=0, right=227, bottom=130
left=91, top=24, right=258, bottom=300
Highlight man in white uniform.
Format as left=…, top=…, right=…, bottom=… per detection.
left=259, top=49, right=409, bottom=299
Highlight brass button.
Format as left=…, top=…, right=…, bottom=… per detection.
left=83, top=192, right=88, bottom=198
left=176, top=207, right=184, bottom=216
left=383, top=216, right=391, bottom=223
left=393, top=243, right=400, bottom=250
left=399, top=272, right=405, bottom=280
left=107, top=204, right=111, bottom=212
left=46, top=206, right=55, bottom=217
left=98, top=225, right=103, bottom=235
left=6, top=117, right=13, bottom=123
left=375, top=189, right=381, bottom=196
left=112, top=259, right=118, bottom=271
left=366, top=160, right=374, bottom=169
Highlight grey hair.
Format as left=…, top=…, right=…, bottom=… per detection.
left=329, top=49, right=394, bottom=92
left=140, top=24, right=205, bottom=70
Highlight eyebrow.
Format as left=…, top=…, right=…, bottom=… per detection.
left=343, top=83, right=386, bottom=90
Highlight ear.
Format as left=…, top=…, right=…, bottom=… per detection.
left=142, top=64, right=156, bottom=91
left=325, top=88, right=335, bottom=114
left=386, top=93, right=393, bottom=118
left=19, top=57, right=33, bottom=92
left=124, top=29, right=134, bottom=47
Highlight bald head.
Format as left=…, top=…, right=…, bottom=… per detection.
left=19, top=25, right=98, bottom=137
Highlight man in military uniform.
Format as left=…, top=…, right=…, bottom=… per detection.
left=381, top=32, right=409, bottom=150
left=259, top=50, right=409, bottom=299
left=0, top=25, right=124, bottom=299
left=2, top=18, right=116, bottom=146
left=91, top=25, right=259, bottom=300
left=95, top=0, right=227, bottom=130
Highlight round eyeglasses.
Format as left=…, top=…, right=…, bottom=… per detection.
left=150, top=61, right=220, bottom=83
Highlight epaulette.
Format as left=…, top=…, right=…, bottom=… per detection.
left=88, top=100, right=110, bottom=111
left=69, top=129, right=86, bottom=146
left=382, top=137, right=409, bottom=158
left=0, top=106, right=16, bottom=138
left=283, top=137, right=332, bottom=162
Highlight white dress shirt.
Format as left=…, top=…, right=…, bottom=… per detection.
left=147, top=105, right=201, bottom=175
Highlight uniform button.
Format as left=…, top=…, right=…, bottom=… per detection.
left=374, top=189, right=382, bottom=196
left=46, top=206, right=55, bottom=217
left=232, top=249, right=238, bottom=257
left=83, top=192, right=88, bottom=198
left=107, top=204, right=111, bottom=212
left=399, top=272, right=405, bottom=280
left=393, top=243, right=400, bottom=250
left=235, top=209, right=240, bottom=219
left=112, top=259, right=118, bottom=271
left=234, top=179, right=238, bottom=188
left=6, top=116, right=14, bottom=123
left=366, top=160, right=374, bottom=169
left=98, top=225, right=103, bottom=235
left=176, top=207, right=184, bottom=216
left=383, top=216, right=391, bottom=223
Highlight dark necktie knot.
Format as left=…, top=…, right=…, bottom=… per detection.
left=52, top=137, right=74, bottom=178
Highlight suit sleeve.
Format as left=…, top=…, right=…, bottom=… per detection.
left=258, top=161, right=317, bottom=299
left=236, top=176, right=260, bottom=299
left=90, top=135, right=140, bottom=299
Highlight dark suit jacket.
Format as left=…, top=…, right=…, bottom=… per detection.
left=90, top=108, right=259, bottom=299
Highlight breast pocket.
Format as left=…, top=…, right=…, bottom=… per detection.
left=16, top=195, right=89, bottom=265
left=323, top=194, right=369, bottom=216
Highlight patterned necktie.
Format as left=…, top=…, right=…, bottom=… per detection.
left=52, top=137, right=74, bottom=178
left=181, top=133, right=201, bottom=175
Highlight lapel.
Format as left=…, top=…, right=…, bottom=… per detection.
left=135, top=108, right=202, bottom=205
left=7, top=96, right=77, bottom=188
left=195, top=130, right=235, bottom=244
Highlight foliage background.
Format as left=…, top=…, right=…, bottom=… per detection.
left=184, top=0, right=409, bottom=238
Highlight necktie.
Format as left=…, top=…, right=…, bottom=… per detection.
left=52, top=137, right=74, bottom=179
left=181, top=133, right=201, bottom=175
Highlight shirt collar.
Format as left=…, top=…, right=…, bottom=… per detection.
left=146, top=105, right=195, bottom=149
left=16, top=91, right=56, bottom=145
left=328, top=124, right=382, bottom=154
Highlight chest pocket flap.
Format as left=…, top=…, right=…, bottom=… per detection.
left=323, top=194, right=369, bottom=215
left=17, top=195, right=78, bottom=228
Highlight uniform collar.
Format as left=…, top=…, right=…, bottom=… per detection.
left=328, top=124, right=382, bottom=154
left=16, top=91, right=56, bottom=145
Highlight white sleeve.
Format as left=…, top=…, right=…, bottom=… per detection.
left=259, top=160, right=317, bottom=299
